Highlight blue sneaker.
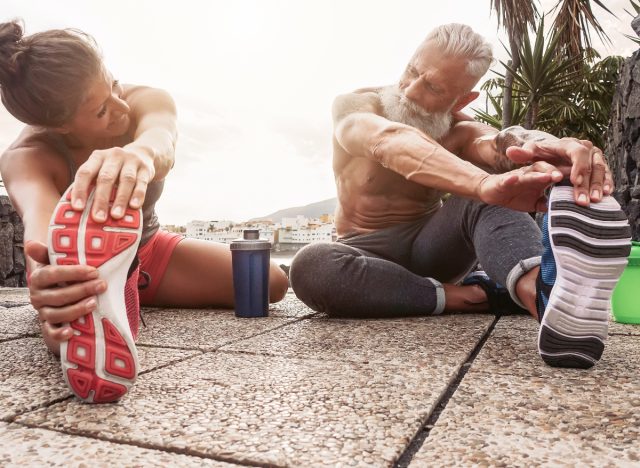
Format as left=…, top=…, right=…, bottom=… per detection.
left=462, top=270, right=527, bottom=315
left=537, top=181, right=632, bottom=369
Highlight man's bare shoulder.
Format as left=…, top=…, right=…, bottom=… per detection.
left=332, top=88, right=383, bottom=123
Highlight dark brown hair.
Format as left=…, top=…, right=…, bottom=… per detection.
left=0, top=19, right=103, bottom=127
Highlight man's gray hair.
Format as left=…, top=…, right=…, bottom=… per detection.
left=425, top=23, right=494, bottom=79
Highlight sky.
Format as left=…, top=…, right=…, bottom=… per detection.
left=1, top=0, right=637, bottom=224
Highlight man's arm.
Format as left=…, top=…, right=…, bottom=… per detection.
left=441, top=121, right=561, bottom=173
left=333, top=91, right=567, bottom=213
left=443, top=119, right=612, bottom=203
left=333, top=92, right=492, bottom=200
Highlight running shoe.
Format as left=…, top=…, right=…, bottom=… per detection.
left=48, top=186, right=142, bottom=402
left=537, top=181, right=632, bottom=369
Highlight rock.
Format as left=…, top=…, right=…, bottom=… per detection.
left=0, top=222, right=15, bottom=279
left=12, top=215, right=24, bottom=242
left=13, top=245, right=25, bottom=274
left=0, top=195, right=26, bottom=285
left=605, top=40, right=640, bottom=241
left=633, top=15, right=640, bottom=37
left=3, top=275, right=20, bottom=287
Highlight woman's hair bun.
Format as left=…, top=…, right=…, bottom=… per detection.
left=0, top=20, right=25, bottom=84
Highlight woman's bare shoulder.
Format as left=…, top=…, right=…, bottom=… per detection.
left=121, top=84, right=175, bottom=109
left=1, top=127, right=69, bottom=185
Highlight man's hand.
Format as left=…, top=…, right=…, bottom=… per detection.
left=25, top=240, right=106, bottom=355
left=478, top=162, right=564, bottom=212
left=70, top=147, right=155, bottom=223
left=506, top=137, right=613, bottom=207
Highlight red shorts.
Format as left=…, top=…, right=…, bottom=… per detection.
left=137, top=230, right=184, bottom=304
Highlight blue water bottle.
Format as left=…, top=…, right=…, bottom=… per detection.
left=230, top=229, right=271, bottom=317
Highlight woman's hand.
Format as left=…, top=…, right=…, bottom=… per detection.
left=70, top=146, right=155, bottom=222
left=25, top=240, right=107, bottom=355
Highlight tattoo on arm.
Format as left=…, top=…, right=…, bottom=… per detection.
left=493, top=125, right=558, bottom=173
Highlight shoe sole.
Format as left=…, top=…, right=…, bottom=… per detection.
left=48, top=186, right=142, bottom=402
left=538, top=186, right=631, bottom=369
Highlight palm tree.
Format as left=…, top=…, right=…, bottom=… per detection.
left=474, top=21, right=623, bottom=149
left=489, top=0, right=538, bottom=129
left=503, top=18, right=584, bottom=129
left=550, top=0, right=614, bottom=61
left=490, top=0, right=614, bottom=127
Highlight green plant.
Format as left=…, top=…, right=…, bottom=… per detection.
left=474, top=18, right=623, bottom=148
left=489, top=0, right=616, bottom=128
left=490, top=0, right=538, bottom=128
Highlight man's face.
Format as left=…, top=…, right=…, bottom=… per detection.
left=399, top=41, right=479, bottom=114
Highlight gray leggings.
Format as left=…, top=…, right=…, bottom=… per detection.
left=289, top=196, right=542, bottom=317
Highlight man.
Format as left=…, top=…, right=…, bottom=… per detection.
left=290, top=24, right=631, bottom=369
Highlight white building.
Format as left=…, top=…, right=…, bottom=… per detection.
left=187, top=220, right=235, bottom=239
left=186, top=220, right=208, bottom=238
left=187, top=222, right=275, bottom=245
left=277, top=224, right=333, bottom=244
left=281, top=215, right=309, bottom=229
left=186, top=217, right=333, bottom=247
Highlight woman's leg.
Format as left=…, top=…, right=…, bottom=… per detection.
left=147, top=238, right=288, bottom=308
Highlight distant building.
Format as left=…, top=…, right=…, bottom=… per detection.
left=281, top=215, right=309, bottom=229
left=186, top=220, right=235, bottom=238
left=186, top=221, right=275, bottom=245
left=273, top=220, right=336, bottom=251
left=162, top=224, right=186, bottom=233
left=319, top=213, right=334, bottom=224
left=186, top=220, right=208, bottom=238
left=185, top=215, right=335, bottom=251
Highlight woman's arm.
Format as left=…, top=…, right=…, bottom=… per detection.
left=0, top=147, right=106, bottom=355
left=71, top=86, right=178, bottom=223
left=124, top=86, right=178, bottom=181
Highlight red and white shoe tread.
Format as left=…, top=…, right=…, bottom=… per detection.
left=48, top=187, right=141, bottom=403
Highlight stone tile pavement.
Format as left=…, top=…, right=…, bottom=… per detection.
left=0, top=288, right=638, bottom=466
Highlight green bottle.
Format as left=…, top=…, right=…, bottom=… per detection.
left=612, top=241, right=640, bottom=324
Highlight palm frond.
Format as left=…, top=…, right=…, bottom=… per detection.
left=490, top=0, right=538, bottom=46
left=550, top=0, right=615, bottom=58
left=500, top=20, right=585, bottom=102
left=625, top=0, right=640, bottom=16
left=472, top=108, right=503, bottom=129
left=624, top=34, right=640, bottom=46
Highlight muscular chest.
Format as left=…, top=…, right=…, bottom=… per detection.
left=342, top=155, right=431, bottom=198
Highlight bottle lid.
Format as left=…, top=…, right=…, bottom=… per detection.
left=230, top=229, right=271, bottom=251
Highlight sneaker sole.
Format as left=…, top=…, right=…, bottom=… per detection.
left=48, top=186, right=142, bottom=403
left=538, top=185, right=631, bottom=369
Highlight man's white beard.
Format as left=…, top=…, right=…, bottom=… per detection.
left=379, top=85, right=453, bottom=141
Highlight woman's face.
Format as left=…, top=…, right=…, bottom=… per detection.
left=62, top=68, right=131, bottom=140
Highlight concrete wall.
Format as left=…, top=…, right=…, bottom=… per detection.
left=0, top=195, right=26, bottom=287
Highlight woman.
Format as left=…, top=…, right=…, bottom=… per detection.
left=0, top=20, right=289, bottom=402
